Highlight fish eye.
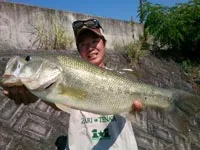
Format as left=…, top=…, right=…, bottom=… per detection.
left=25, top=56, right=32, bottom=61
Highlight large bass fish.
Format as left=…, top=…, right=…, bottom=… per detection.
left=1, top=54, right=200, bottom=133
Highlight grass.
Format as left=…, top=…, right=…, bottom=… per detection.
left=124, top=38, right=149, bottom=63
left=30, top=15, right=74, bottom=50
left=179, top=60, right=200, bottom=87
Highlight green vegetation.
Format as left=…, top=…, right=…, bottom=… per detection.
left=179, top=59, right=200, bottom=83
left=139, top=0, right=200, bottom=61
left=112, top=16, right=148, bottom=64
left=112, top=37, right=148, bottom=64
left=53, top=19, right=74, bottom=49
left=31, top=16, right=74, bottom=50
left=137, top=0, right=200, bottom=82
left=124, top=38, right=148, bottom=63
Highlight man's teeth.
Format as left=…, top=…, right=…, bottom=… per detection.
left=88, top=53, right=97, bottom=58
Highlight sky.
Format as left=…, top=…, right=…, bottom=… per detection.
left=9, top=0, right=189, bottom=22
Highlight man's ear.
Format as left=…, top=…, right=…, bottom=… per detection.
left=103, top=38, right=107, bottom=45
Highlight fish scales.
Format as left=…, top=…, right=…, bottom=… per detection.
left=0, top=54, right=199, bottom=115
left=56, top=55, right=137, bottom=114
left=46, top=55, right=173, bottom=114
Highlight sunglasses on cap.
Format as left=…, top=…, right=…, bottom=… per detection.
left=72, top=19, right=103, bottom=32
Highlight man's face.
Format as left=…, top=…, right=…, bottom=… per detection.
left=78, top=36, right=105, bottom=67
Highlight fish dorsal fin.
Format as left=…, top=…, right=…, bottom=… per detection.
left=59, top=85, right=88, bottom=100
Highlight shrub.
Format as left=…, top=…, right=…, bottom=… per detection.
left=30, top=15, right=74, bottom=50
left=124, top=38, right=148, bottom=63
left=139, top=0, right=200, bottom=61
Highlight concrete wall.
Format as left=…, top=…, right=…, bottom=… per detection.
left=0, top=2, right=144, bottom=51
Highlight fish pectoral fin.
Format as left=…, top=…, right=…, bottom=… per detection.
left=59, top=85, right=88, bottom=100
left=133, top=111, right=140, bottom=122
left=125, top=111, right=141, bottom=124
left=55, top=103, right=70, bottom=113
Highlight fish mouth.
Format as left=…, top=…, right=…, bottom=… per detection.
left=0, top=75, right=23, bottom=87
left=43, top=81, right=56, bottom=90
left=32, top=78, right=58, bottom=91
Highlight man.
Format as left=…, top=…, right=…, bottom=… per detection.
left=62, top=18, right=141, bottom=150
left=2, top=18, right=142, bottom=150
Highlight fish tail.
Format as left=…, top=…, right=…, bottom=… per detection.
left=167, top=105, right=191, bottom=136
left=179, top=94, right=200, bottom=116
left=166, top=91, right=200, bottom=138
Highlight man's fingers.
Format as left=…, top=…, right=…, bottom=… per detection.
left=2, top=90, right=9, bottom=95
left=14, top=95, right=23, bottom=105
left=1, top=86, right=38, bottom=105
left=2, top=87, right=23, bottom=104
left=133, top=100, right=143, bottom=112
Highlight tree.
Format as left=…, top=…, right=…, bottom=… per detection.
left=140, top=0, right=200, bottom=61
left=139, top=0, right=143, bottom=23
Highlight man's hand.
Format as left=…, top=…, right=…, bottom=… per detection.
left=132, top=100, right=143, bottom=112
left=2, top=85, right=61, bottom=110
left=2, top=85, right=38, bottom=105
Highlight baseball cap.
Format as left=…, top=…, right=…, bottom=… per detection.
left=72, top=19, right=105, bottom=43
